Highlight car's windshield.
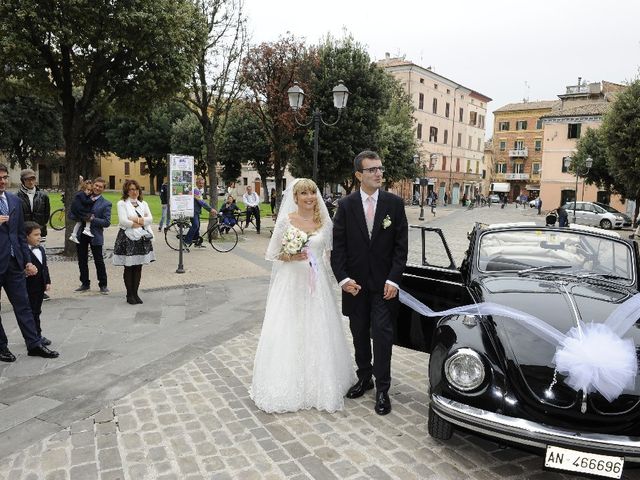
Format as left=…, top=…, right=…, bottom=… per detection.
left=477, top=229, right=635, bottom=284
left=595, top=203, right=620, bottom=214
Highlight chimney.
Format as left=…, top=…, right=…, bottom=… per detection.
left=385, top=52, right=390, bottom=59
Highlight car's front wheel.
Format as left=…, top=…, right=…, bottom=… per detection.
left=428, top=405, right=453, bottom=440
left=600, top=219, right=613, bottom=230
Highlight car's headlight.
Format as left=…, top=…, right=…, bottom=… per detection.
left=444, top=348, right=485, bottom=392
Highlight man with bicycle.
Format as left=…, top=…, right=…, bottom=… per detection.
left=184, top=176, right=217, bottom=248
left=242, top=185, right=261, bottom=234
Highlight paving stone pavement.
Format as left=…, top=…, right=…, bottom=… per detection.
left=1, top=204, right=638, bottom=479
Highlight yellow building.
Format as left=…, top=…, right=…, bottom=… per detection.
left=492, top=100, right=558, bottom=202
left=99, top=154, right=151, bottom=192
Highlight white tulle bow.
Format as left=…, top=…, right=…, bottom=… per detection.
left=399, top=290, right=640, bottom=402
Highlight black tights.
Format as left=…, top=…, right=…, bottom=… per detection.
left=123, top=265, right=143, bottom=301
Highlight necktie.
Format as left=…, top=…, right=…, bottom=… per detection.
left=365, top=196, right=375, bottom=236
left=0, top=195, right=7, bottom=215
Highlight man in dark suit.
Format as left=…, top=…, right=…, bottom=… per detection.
left=75, top=177, right=111, bottom=294
left=0, top=163, right=59, bottom=361
left=331, top=150, right=408, bottom=415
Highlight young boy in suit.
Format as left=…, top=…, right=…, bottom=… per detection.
left=24, top=221, right=52, bottom=346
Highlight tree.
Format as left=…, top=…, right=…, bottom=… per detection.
left=170, top=114, right=207, bottom=177
left=181, top=0, right=247, bottom=204
left=601, top=79, right=640, bottom=220
left=241, top=36, right=315, bottom=206
left=288, top=34, right=392, bottom=193
left=0, top=95, right=63, bottom=171
left=574, top=127, right=618, bottom=195
left=0, top=0, right=206, bottom=253
left=377, top=76, right=418, bottom=188
left=219, top=104, right=271, bottom=200
left=103, top=103, right=191, bottom=194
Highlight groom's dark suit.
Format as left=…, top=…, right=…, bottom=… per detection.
left=331, top=189, right=408, bottom=393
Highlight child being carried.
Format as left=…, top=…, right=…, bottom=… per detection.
left=68, top=178, right=95, bottom=244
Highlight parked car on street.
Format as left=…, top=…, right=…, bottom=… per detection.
left=562, top=201, right=625, bottom=229
left=594, top=202, right=633, bottom=227
left=398, top=223, right=639, bottom=478
left=488, top=194, right=501, bottom=203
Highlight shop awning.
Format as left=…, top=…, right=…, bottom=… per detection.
left=525, top=184, right=540, bottom=190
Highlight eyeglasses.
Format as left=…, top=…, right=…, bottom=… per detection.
left=24, top=177, right=36, bottom=181
left=0, top=175, right=9, bottom=181
left=360, top=166, right=385, bottom=174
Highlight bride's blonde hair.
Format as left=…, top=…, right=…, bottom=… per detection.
left=293, top=178, right=322, bottom=226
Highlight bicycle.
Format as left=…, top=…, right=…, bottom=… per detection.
left=164, top=214, right=238, bottom=253
left=49, top=207, right=66, bottom=231
left=232, top=210, right=258, bottom=234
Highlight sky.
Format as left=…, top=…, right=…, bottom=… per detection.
left=243, top=0, right=640, bottom=137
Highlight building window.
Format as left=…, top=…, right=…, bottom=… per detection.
left=432, top=98, right=437, bottom=114
left=445, top=102, right=450, bottom=118
left=536, top=118, right=543, bottom=129
left=534, top=139, right=542, bottom=151
left=477, top=138, right=482, bottom=151
left=442, top=156, right=447, bottom=171
left=443, top=129, right=448, bottom=145
left=418, top=93, right=424, bottom=110
left=568, top=123, right=581, bottom=139
left=140, top=162, right=147, bottom=175
left=516, top=120, right=527, bottom=130
left=243, top=177, right=248, bottom=185
left=456, top=158, right=460, bottom=172
left=476, top=161, right=480, bottom=174
left=561, top=156, right=570, bottom=173
left=457, top=133, right=462, bottom=147
left=468, top=135, right=472, bottom=149
left=532, top=163, right=541, bottom=175
left=514, top=163, right=524, bottom=174
left=419, top=78, right=424, bottom=84
left=514, top=140, right=524, bottom=150
left=429, top=126, right=438, bottom=143
left=469, top=111, right=477, bottom=126
left=466, top=159, right=471, bottom=172
left=459, top=107, right=464, bottom=122
left=496, top=162, right=506, bottom=174
left=498, top=121, right=509, bottom=131
left=478, top=114, right=485, bottom=128
left=499, top=141, right=506, bottom=151
left=417, top=123, right=423, bottom=140
left=434, top=83, right=438, bottom=89
left=447, top=88, right=451, bottom=94
left=124, top=162, right=130, bottom=175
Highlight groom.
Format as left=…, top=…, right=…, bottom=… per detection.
left=331, top=150, right=408, bottom=415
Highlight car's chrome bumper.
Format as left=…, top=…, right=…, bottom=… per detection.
left=431, top=394, right=640, bottom=462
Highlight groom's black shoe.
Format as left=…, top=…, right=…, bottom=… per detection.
left=346, top=377, right=374, bottom=399
left=374, top=391, right=391, bottom=415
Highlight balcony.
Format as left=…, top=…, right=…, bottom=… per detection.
left=504, top=173, right=529, bottom=180
left=508, top=148, right=528, bottom=158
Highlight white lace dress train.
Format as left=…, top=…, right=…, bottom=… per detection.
left=250, top=224, right=355, bottom=413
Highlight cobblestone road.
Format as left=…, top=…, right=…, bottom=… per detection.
left=1, top=204, right=638, bottom=479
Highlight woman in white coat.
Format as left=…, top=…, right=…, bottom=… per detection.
left=113, top=179, right=155, bottom=304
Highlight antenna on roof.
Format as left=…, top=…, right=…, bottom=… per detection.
left=523, top=81, right=530, bottom=102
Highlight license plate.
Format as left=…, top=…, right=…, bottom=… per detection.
left=545, top=445, right=624, bottom=479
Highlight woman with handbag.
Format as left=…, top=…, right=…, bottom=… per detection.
left=113, top=179, right=155, bottom=304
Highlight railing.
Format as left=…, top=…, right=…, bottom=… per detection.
left=508, top=148, right=528, bottom=158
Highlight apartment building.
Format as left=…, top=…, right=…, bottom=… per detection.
left=378, top=54, right=491, bottom=205
left=492, top=100, right=558, bottom=202
left=540, top=80, right=625, bottom=210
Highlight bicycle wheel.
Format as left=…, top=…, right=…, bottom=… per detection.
left=165, top=220, right=191, bottom=251
left=209, top=224, right=238, bottom=253
left=49, top=208, right=66, bottom=231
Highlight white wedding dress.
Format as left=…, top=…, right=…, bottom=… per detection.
left=250, top=217, right=356, bottom=413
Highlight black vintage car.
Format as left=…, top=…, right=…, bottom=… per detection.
left=397, top=222, right=640, bottom=479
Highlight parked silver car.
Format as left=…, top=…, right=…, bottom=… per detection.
left=562, top=201, right=625, bottom=229
left=594, top=202, right=633, bottom=227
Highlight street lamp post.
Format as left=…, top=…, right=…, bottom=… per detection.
left=564, top=155, right=593, bottom=223
left=287, top=81, right=349, bottom=183
left=415, top=153, right=438, bottom=221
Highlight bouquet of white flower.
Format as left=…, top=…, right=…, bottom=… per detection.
left=281, top=226, right=309, bottom=255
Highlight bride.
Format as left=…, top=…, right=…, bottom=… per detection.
left=250, top=178, right=356, bottom=413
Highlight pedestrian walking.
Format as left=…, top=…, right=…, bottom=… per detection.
left=158, top=180, right=169, bottom=232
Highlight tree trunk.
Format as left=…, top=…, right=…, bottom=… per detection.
left=148, top=173, right=155, bottom=196
left=260, top=174, right=269, bottom=203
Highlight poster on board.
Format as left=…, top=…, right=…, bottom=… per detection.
left=168, top=154, right=194, bottom=219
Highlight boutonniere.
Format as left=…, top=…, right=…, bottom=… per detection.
left=382, top=215, right=392, bottom=229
